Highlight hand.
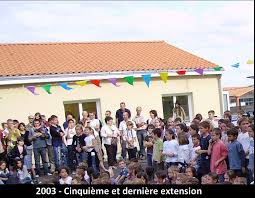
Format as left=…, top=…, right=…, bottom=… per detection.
left=209, top=139, right=213, bottom=144
left=195, top=150, right=202, bottom=155
left=215, top=160, right=220, bottom=167
left=60, top=132, right=64, bottom=137
left=82, top=146, right=87, bottom=151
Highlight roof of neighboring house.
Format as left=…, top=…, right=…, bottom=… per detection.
left=0, top=40, right=217, bottom=77
left=224, top=86, right=254, bottom=97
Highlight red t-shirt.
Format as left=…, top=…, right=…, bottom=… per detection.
left=210, top=140, right=228, bottom=174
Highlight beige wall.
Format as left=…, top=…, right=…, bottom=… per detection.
left=0, top=75, right=222, bottom=125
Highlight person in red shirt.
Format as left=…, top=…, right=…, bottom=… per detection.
left=208, top=128, right=228, bottom=183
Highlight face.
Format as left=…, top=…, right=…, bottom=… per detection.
left=154, top=119, right=160, bottom=127
left=240, top=121, right=250, bottom=132
left=150, top=112, right=155, bottom=119
left=220, top=123, right=227, bottom=132
left=67, top=114, right=73, bottom=121
left=107, top=119, right=113, bottom=126
left=127, top=124, right=132, bottom=130
left=211, top=131, right=220, bottom=142
left=248, top=127, right=254, bottom=138
left=105, top=111, right=111, bottom=117
left=120, top=103, right=125, bottom=110
left=82, top=111, right=88, bottom=118
left=0, top=163, right=6, bottom=170
left=34, top=121, right=41, bottom=128
left=60, top=169, right=68, bottom=178
left=189, top=127, right=196, bottom=136
left=118, top=161, right=126, bottom=169
left=199, top=126, right=208, bottom=134
left=76, top=127, right=83, bottom=136
left=17, top=161, right=22, bottom=168
left=3, top=123, right=8, bottom=130
left=41, top=115, right=46, bottom=121
left=208, top=113, right=214, bottom=119
left=224, top=173, right=230, bottom=182
left=123, top=112, right=129, bottom=120
left=192, top=137, right=199, bottom=146
left=167, top=118, right=174, bottom=126
left=168, top=169, right=174, bottom=179
left=18, top=140, right=24, bottom=146
left=227, top=134, right=236, bottom=142
left=176, top=126, right=182, bottom=134
left=165, top=132, right=171, bottom=140
left=7, top=121, right=14, bottom=129
left=148, top=127, right=154, bottom=135
left=175, top=176, right=182, bottom=184
left=206, top=176, right=215, bottom=184
left=175, top=103, right=179, bottom=108
left=68, top=120, right=75, bottom=128
left=19, top=124, right=25, bottom=131
left=84, top=128, right=90, bottom=136
left=89, top=113, right=95, bottom=120
left=72, top=179, right=78, bottom=185
left=185, top=168, right=193, bottom=178
left=201, top=176, right=208, bottom=184
left=136, top=107, right=142, bottom=115
left=52, top=118, right=59, bottom=125
left=35, top=114, right=41, bottom=119
left=28, top=116, right=34, bottom=123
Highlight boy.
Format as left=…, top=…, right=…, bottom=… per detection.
left=154, top=170, right=167, bottom=184
left=207, top=172, right=218, bottom=184
left=190, top=134, right=201, bottom=170
left=196, top=121, right=211, bottom=179
left=227, top=128, right=245, bottom=176
left=208, top=128, right=228, bottom=183
left=208, top=110, right=218, bottom=128
left=152, top=128, right=164, bottom=171
left=115, top=159, right=128, bottom=184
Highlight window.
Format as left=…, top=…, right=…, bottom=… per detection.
left=240, top=98, right=254, bottom=106
left=162, top=94, right=192, bottom=122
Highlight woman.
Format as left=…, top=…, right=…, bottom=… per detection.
left=100, top=116, right=119, bottom=168
left=173, top=101, right=186, bottom=122
left=147, top=110, right=158, bottom=126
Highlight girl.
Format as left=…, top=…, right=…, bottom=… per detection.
left=178, top=134, right=191, bottom=170
left=172, top=101, right=186, bottom=122
left=72, top=124, right=86, bottom=166
left=125, top=121, right=138, bottom=160
left=167, top=165, right=179, bottom=184
left=13, top=159, right=32, bottom=184
left=59, top=167, right=72, bottom=184
left=8, top=137, right=27, bottom=167
left=83, top=127, right=99, bottom=174
left=185, top=166, right=197, bottom=178
left=224, top=170, right=236, bottom=184
left=144, top=124, right=155, bottom=167
left=148, top=110, right=158, bottom=126
left=162, top=129, right=179, bottom=169
left=0, top=161, right=9, bottom=184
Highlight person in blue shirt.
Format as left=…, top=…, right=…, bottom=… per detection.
left=115, top=102, right=131, bottom=128
left=115, top=159, right=128, bottom=184
left=227, top=128, right=245, bottom=177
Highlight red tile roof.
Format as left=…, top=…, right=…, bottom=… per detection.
left=224, top=86, right=254, bottom=97
left=0, top=41, right=217, bottom=77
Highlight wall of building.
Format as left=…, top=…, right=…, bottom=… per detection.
left=0, top=75, right=222, bottom=125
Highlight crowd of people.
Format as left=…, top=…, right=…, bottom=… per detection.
left=0, top=101, right=254, bottom=185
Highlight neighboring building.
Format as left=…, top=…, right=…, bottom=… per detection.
left=223, top=86, right=254, bottom=114
left=0, top=41, right=224, bottom=124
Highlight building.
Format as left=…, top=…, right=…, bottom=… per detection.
left=0, top=41, right=223, bottom=124
left=223, top=86, right=254, bottom=114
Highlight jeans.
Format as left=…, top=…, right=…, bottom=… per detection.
left=24, top=148, right=33, bottom=170
left=127, top=147, right=137, bottom=160
left=104, top=144, right=117, bottom=166
left=76, top=152, right=87, bottom=165
left=136, top=130, right=147, bottom=156
left=147, top=153, right=153, bottom=167
left=197, top=159, right=210, bottom=179
left=46, top=145, right=55, bottom=172
left=53, top=144, right=68, bottom=170
left=67, top=145, right=76, bottom=171
left=87, top=150, right=99, bottom=174
left=33, top=147, right=49, bottom=175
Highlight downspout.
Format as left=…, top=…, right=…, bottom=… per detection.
left=218, top=74, right=224, bottom=116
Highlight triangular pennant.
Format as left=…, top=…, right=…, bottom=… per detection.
left=90, top=80, right=101, bottom=87
left=26, top=86, right=39, bottom=95
left=176, top=70, right=186, bottom=75
left=75, top=80, right=87, bottom=86
left=59, top=82, right=73, bottom=90
left=194, top=68, right=204, bottom=75
left=142, top=74, right=151, bottom=87
left=124, top=76, right=134, bottom=85
left=247, top=59, right=254, bottom=64
left=214, top=65, right=223, bottom=71
left=160, top=72, right=168, bottom=83
left=42, top=84, right=52, bottom=94
left=108, top=78, right=120, bottom=87
left=231, top=63, right=240, bottom=68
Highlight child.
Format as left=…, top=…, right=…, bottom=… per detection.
left=233, top=177, right=247, bottom=185
left=227, top=128, right=245, bottom=177
left=154, top=170, right=167, bottom=184
left=224, top=170, right=236, bottom=184
left=185, top=166, right=197, bottom=178
left=201, top=174, right=208, bottom=185
left=124, top=121, right=138, bottom=160
left=152, top=128, right=164, bottom=171
left=220, top=119, right=230, bottom=146
left=71, top=176, right=83, bottom=185
left=136, top=171, right=148, bottom=184
left=208, top=128, right=228, bottom=183
left=207, top=172, right=218, bottom=184
left=167, top=165, right=179, bottom=184
left=162, top=129, right=179, bottom=169
left=190, top=134, right=201, bottom=170
left=144, top=124, right=155, bottom=167
left=145, top=166, right=155, bottom=184
left=177, top=133, right=191, bottom=170
left=123, top=162, right=136, bottom=184
left=14, top=159, right=32, bottom=184
left=0, top=161, right=9, bottom=184
left=188, top=124, right=199, bottom=147
left=8, top=137, right=27, bottom=167
left=197, top=121, right=211, bottom=179
left=59, top=166, right=72, bottom=184
left=115, top=159, right=128, bottom=184
left=207, top=110, right=218, bottom=128
left=72, top=124, right=86, bottom=166
left=248, top=124, right=254, bottom=184
left=237, top=117, right=251, bottom=171
left=175, top=173, right=189, bottom=184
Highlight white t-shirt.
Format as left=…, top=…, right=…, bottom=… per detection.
left=191, top=145, right=201, bottom=161
left=90, top=119, right=100, bottom=130
left=119, top=120, right=137, bottom=136
left=64, top=127, right=76, bottom=146
left=100, top=124, right=118, bottom=145
left=59, top=176, right=72, bottom=184
left=84, top=135, right=95, bottom=152
left=162, top=140, right=179, bottom=163
left=238, top=132, right=250, bottom=159
left=124, top=129, right=137, bottom=149
left=178, top=144, right=191, bottom=164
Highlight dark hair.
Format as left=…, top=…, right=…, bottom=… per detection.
left=208, top=172, right=218, bottom=181
left=195, top=113, right=203, bottom=121
left=18, top=122, right=26, bottom=130
left=177, top=123, right=188, bottom=132
left=48, top=117, right=52, bottom=122
left=67, top=119, right=75, bottom=124
left=149, top=110, right=158, bottom=118
left=186, top=177, right=199, bottom=184
left=153, top=128, right=161, bottom=138
left=199, top=121, right=210, bottom=129
left=104, top=116, right=113, bottom=124
left=189, top=124, right=199, bottom=133
left=212, top=128, right=221, bottom=136
left=192, top=133, right=200, bottom=140
left=14, top=159, right=23, bottom=170
left=17, top=137, right=24, bottom=142
left=224, top=110, right=232, bottom=121
left=13, top=120, right=19, bottom=124
left=225, top=170, right=236, bottom=180
left=174, top=117, right=182, bottom=123
left=186, top=166, right=197, bottom=177
left=238, top=117, right=250, bottom=126
left=175, top=101, right=181, bottom=106
left=33, top=119, right=41, bottom=126
left=50, top=115, right=58, bottom=120
left=1, top=122, right=7, bottom=129
left=145, top=166, right=154, bottom=180
left=34, top=112, right=42, bottom=119
left=208, top=110, right=215, bottom=114
left=0, top=161, right=7, bottom=166
left=126, top=121, right=134, bottom=127
left=147, top=124, right=155, bottom=130
left=137, top=172, right=148, bottom=184
left=59, top=166, right=70, bottom=175
left=218, top=119, right=225, bottom=124
left=227, top=128, right=238, bottom=137
left=155, top=170, right=167, bottom=180
left=165, top=129, right=175, bottom=139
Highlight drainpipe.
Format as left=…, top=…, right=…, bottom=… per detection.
left=218, top=74, right=224, bottom=116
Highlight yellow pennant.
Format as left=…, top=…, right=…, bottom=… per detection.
left=160, top=72, right=168, bottom=83
left=247, top=59, right=254, bottom=64
left=75, top=80, right=87, bottom=86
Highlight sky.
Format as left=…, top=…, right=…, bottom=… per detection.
left=0, top=1, right=254, bottom=87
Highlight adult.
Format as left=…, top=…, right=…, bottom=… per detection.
left=133, top=107, right=147, bottom=159
left=79, top=111, right=89, bottom=127
left=115, top=102, right=131, bottom=128
left=88, top=112, right=100, bottom=133
left=147, top=110, right=158, bottom=126
left=119, top=112, right=136, bottom=160
left=100, top=116, right=119, bottom=167
left=5, top=119, right=21, bottom=151
left=28, top=119, right=50, bottom=177
left=26, top=115, right=34, bottom=131
left=63, top=113, right=74, bottom=130
left=105, top=110, right=111, bottom=118
left=173, top=101, right=186, bottom=122
left=45, top=117, right=55, bottom=173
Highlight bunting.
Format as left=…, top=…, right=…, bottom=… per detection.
left=176, top=70, right=186, bottom=75
left=26, top=86, right=39, bottom=95
left=59, top=82, right=73, bottom=90
left=75, top=80, right=87, bottom=86
left=194, top=68, right=204, bottom=75
left=142, top=74, right=151, bottom=87
left=231, top=63, right=240, bottom=68
left=160, top=72, right=168, bottom=83
left=247, top=59, right=254, bottom=64
left=124, top=76, right=134, bottom=85
left=214, top=65, right=223, bottom=71
left=90, top=80, right=101, bottom=87
left=108, top=78, right=120, bottom=87
left=42, top=84, right=52, bottom=94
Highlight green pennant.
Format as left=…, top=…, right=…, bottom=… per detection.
left=214, top=65, right=223, bottom=71
left=124, top=76, right=134, bottom=85
left=42, top=84, right=52, bottom=94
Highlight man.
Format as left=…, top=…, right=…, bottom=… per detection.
left=115, top=102, right=131, bottom=128
left=105, top=110, right=111, bottom=117
left=88, top=112, right=100, bottom=132
left=133, top=106, right=147, bottom=159
left=63, top=113, right=74, bottom=130
left=26, top=115, right=34, bottom=131
left=79, top=111, right=89, bottom=127
left=119, top=112, right=137, bottom=160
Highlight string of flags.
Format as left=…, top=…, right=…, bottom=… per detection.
left=24, top=59, right=254, bottom=95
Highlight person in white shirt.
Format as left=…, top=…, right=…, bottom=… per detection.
left=64, top=119, right=76, bottom=172
left=237, top=117, right=251, bottom=167
left=59, top=167, right=72, bottom=184
left=162, top=129, right=179, bottom=169
left=207, top=110, right=218, bottom=128
left=100, top=116, right=119, bottom=167
left=190, top=133, right=201, bottom=170
left=124, top=121, right=138, bottom=160
left=132, top=106, right=147, bottom=159
left=119, top=112, right=137, bottom=160
left=88, top=112, right=101, bottom=133
left=178, top=133, right=191, bottom=168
